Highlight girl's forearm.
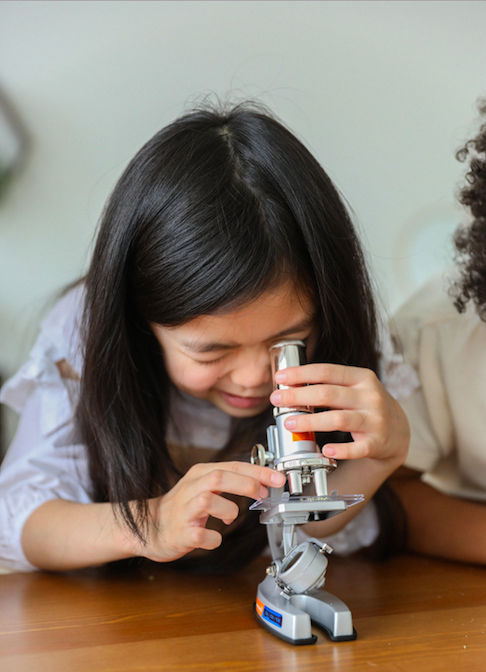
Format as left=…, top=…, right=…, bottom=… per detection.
left=390, top=472, right=486, bottom=564
left=21, top=499, right=137, bottom=571
left=301, top=455, right=402, bottom=538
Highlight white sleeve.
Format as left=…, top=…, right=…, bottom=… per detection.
left=296, top=500, right=379, bottom=555
left=378, top=321, right=420, bottom=401
left=0, top=344, right=90, bottom=573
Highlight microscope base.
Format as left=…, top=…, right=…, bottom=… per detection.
left=255, top=575, right=357, bottom=645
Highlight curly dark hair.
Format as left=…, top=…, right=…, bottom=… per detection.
left=452, top=99, right=486, bottom=319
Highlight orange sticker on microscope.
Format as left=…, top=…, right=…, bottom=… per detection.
left=256, top=596, right=264, bottom=616
left=292, top=432, right=315, bottom=442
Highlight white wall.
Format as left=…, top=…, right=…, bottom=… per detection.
left=0, top=0, right=485, bottom=382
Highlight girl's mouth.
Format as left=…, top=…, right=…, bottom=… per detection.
left=218, top=391, right=269, bottom=409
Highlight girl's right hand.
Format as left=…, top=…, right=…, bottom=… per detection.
left=128, top=462, right=285, bottom=563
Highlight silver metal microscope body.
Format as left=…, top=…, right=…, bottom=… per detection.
left=250, top=341, right=362, bottom=644
left=267, top=339, right=337, bottom=497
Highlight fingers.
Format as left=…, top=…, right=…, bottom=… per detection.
left=187, top=461, right=286, bottom=494
left=183, top=526, right=223, bottom=552
left=283, top=409, right=371, bottom=435
left=154, top=463, right=284, bottom=556
left=144, top=461, right=287, bottom=564
left=274, top=363, right=377, bottom=388
left=190, top=527, right=225, bottom=551
left=270, top=383, right=364, bottom=411
left=185, top=490, right=240, bottom=527
left=270, top=365, right=382, bottom=419
left=268, top=362, right=408, bottom=464
left=321, top=440, right=375, bottom=461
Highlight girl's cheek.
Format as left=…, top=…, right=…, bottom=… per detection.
left=185, top=371, right=219, bottom=391
left=174, top=359, right=225, bottom=392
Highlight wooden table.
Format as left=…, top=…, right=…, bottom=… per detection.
left=1, top=552, right=486, bottom=671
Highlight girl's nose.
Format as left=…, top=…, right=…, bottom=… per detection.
left=230, top=348, right=272, bottom=391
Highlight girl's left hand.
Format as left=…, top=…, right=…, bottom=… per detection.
left=269, top=363, right=409, bottom=465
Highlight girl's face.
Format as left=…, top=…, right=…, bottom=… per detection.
left=151, top=283, right=318, bottom=418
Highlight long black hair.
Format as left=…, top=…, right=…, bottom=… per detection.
left=77, top=101, right=382, bottom=570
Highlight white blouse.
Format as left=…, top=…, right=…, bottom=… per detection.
left=392, top=273, right=486, bottom=500
left=0, top=287, right=418, bottom=572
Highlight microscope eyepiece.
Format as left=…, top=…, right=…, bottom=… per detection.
left=269, top=340, right=311, bottom=416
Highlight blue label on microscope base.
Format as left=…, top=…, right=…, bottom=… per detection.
left=262, top=605, right=283, bottom=628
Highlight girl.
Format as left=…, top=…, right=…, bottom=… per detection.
left=390, top=101, right=486, bottom=564
left=0, top=101, right=411, bottom=573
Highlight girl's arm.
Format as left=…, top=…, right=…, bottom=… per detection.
left=268, top=363, right=409, bottom=537
left=21, top=499, right=133, bottom=570
left=389, top=467, right=486, bottom=564
left=21, top=462, right=286, bottom=571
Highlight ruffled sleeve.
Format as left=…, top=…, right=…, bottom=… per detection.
left=378, top=321, right=419, bottom=401
left=0, top=286, right=91, bottom=572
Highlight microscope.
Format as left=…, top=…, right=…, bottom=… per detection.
left=250, top=341, right=363, bottom=645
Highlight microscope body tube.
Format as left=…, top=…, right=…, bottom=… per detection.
left=268, top=341, right=334, bottom=497
left=268, top=415, right=317, bottom=456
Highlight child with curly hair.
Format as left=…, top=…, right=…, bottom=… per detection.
left=390, top=100, right=486, bottom=564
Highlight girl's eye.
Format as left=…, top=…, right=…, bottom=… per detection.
left=194, top=356, right=226, bottom=366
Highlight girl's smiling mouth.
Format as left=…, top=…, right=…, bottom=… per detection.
left=218, top=391, right=269, bottom=409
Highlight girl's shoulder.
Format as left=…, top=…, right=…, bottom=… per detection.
left=0, top=284, right=86, bottom=416
left=39, top=283, right=86, bottom=376
left=393, top=273, right=460, bottom=332
left=391, top=272, right=485, bottom=369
